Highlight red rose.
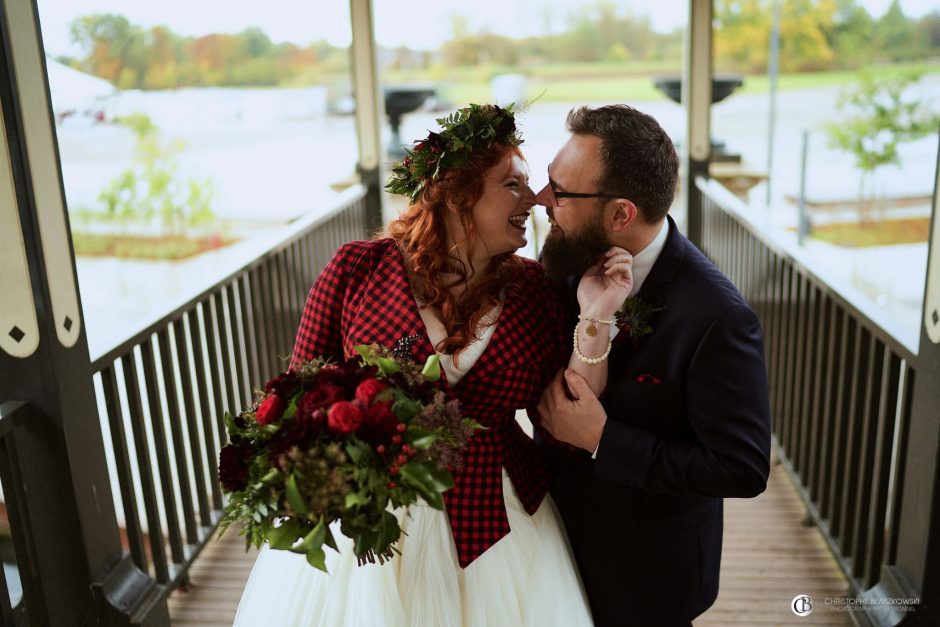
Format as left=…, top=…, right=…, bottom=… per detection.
left=299, top=384, right=345, bottom=417
left=358, top=401, right=399, bottom=444
left=218, top=444, right=249, bottom=492
left=327, top=401, right=364, bottom=435
left=355, top=378, right=389, bottom=406
left=255, top=395, right=286, bottom=425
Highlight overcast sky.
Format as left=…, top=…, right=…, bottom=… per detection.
left=37, top=0, right=938, bottom=56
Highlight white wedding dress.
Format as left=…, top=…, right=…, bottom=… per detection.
left=233, top=306, right=593, bottom=627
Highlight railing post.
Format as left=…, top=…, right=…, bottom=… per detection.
left=885, top=129, right=940, bottom=626
left=0, top=1, right=168, bottom=624
left=682, top=0, right=712, bottom=246
left=349, top=0, right=385, bottom=233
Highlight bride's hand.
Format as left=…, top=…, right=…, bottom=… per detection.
left=576, top=246, right=633, bottom=319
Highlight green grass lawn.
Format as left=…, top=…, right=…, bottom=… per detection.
left=386, top=60, right=940, bottom=104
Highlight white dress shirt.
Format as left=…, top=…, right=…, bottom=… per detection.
left=609, top=218, right=670, bottom=341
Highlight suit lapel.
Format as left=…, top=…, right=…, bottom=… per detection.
left=636, top=215, right=685, bottom=306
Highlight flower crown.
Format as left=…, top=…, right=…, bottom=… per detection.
left=385, top=103, right=523, bottom=203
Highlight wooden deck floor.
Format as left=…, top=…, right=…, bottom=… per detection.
left=168, top=455, right=848, bottom=626
left=696, top=456, right=848, bottom=625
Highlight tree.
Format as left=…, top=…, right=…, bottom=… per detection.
left=715, top=0, right=839, bottom=72
left=143, top=26, right=182, bottom=89
left=715, top=0, right=771, bottom=73
left=825, top=71, right=938, bottom=220
left=69, top=14, right=148, bottom=87
left=913, top=11, right=940, bottom=55
left=876, top=0, right=916, bottom=60
left=830, top=0, right=875, bottom=67
left=68, top=14, right=346, bottom=89
left=239, top=27, right=273, bottom=59
left=442, top=33, right=519, bottom=67
left=779, top=0, right=836, bottom=71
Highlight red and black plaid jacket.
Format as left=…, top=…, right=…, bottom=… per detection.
left=291, top=238, right=568, bottom=567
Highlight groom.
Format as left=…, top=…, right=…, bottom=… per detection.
left=534, top=105, right=771, bottom=626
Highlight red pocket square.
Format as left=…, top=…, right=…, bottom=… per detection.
left=635, top=374, right=662, bottom=384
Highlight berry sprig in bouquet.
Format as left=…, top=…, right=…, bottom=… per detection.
left=217, top=344, right=480, bottom=572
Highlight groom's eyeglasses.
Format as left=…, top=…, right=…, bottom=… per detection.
left=547, top=173, right=619, bottom=206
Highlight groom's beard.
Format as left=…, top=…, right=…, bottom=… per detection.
left=541, top=218, right=610, bottom=281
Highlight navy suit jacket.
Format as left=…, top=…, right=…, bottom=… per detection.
left=544, top=216, right=771, bottom=626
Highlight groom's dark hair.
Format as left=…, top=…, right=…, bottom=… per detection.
left=566, top=105, right=679, bottom=223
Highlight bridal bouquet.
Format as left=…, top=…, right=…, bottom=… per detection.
left=217, top=343, right=479, bottom=572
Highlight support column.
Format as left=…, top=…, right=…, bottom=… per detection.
left=682, top=0, right=712, bottom=246
left=0, top=1, right=167, bottom=624
left=349, top=0, right=385, bottom=232
left=887, top=129, right=940, bottom=626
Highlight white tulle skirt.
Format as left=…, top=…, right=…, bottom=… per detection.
left=233, top=470, right=593, bottom=627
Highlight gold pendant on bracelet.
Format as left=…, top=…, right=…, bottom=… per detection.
left=585, top=322, right=598, bottom=337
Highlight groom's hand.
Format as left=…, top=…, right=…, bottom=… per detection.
left=538, top=369, right=607, bottom=453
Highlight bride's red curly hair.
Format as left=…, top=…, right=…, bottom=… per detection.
left=387, top=144, right=524, bottom=357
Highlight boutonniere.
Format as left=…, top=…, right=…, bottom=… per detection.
left=614, top=296, right=663, bottom=342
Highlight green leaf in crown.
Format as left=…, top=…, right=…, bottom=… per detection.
left=385, top=103, right=523, bottom=203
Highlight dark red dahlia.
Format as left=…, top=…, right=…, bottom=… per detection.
left=357, top=401, right=399, bottom=444
left=264, top=371, right=299, bottom=397
left=314, top=364, right=348, bottom=387
left=218, top=444, right=249, bottom=492
left=283, top=408, right=327, bottom=444
left=298, top=384, right=345, bottom=417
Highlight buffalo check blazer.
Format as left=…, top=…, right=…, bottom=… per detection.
left=291, top=238, right=568, bottom=567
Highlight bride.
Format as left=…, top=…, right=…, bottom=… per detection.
left=233, top=104, right=631, bottom=626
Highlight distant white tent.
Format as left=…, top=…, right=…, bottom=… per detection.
left=44, top=56, right=116, bottom=118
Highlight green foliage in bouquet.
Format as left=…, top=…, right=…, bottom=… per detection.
left=218, top=344, right=481, bottom=572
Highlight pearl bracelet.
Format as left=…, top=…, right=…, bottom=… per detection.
left=577, top=314, right=614, bottom=337
left=573, top=322, right=612, bottom=364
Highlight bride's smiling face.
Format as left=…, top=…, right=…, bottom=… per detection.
left=459, top=151, right=535, bottom=263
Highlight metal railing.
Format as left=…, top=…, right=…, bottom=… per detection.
left=88, top=186, right=368, bottom=594
left=697, top=177, right=916, bottom=596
